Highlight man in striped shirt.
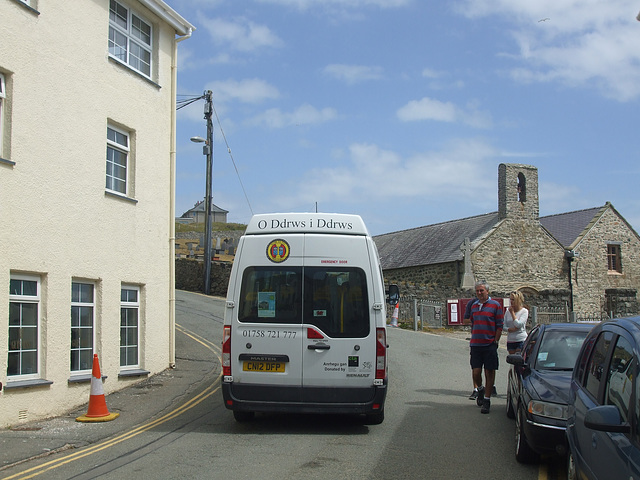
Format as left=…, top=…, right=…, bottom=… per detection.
left=469, top=281, right=503, bottom=414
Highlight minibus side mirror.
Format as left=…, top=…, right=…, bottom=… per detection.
left=387, top=284, right=399, bottom=306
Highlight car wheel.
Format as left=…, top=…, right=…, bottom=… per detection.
left=566, top=450, right=577, bottom=480
left=515, top=407, right=539, bottom=464
left=364, top=410, right=384, bottom=425
left=233, top=410, right=255, bottom=422
left=506, top=385, right=515, bottom=419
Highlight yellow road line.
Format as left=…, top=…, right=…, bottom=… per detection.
left=176, top=324, right=221, bottom=354
left=4, top=325, right=221, bottom=480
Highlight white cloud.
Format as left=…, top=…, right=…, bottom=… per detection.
left=207, top=78, right=280, bottom=104
left=397, top=97, right=492, bottom=128
left=323, top=64, right=384, bottom=84
left=200, top=17, right=283, bottom=52
left=247, top=104, right=338, bottom=128
left=454, top=0, right=640, bottom=101
left=397, top=97, right=457, bottom=123
left=273, top=140, right=499, bottom=210
left=421, top=68, right=444, bottom=79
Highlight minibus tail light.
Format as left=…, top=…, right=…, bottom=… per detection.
left=222, top=326, right=231, bottom=377
left=376, top=327, right=387, bottom=380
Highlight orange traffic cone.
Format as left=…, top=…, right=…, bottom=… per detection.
left=76, top=354, right=119, bottom=422
left=390, top=303, right=399, bottom=327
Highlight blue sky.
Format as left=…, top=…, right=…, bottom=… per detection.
left=167, top=0, right=640, bottom=236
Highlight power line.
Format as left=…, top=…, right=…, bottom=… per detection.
left=210, top=99, right=254, bottom=215
left=176, top=94, right=204, bottom=110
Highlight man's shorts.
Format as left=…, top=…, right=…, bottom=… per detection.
left=470, top=342, right=499, bottom=370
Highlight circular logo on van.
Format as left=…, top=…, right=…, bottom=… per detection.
left=266, top=239, right=290, bottom=263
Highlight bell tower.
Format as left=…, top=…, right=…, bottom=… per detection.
left=498, top=163, right=539, bottom=220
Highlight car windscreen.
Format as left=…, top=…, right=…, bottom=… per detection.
left=535, top=330, right=590, bottom=370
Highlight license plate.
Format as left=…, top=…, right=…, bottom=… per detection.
left=243, top=361, right=285, bottom=373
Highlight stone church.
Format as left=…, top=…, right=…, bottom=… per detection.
left=374, top=163, right=640, bottom=320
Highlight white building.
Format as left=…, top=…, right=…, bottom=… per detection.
left=0, top=0, right=194, bottom=426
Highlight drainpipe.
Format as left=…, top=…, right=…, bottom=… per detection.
left=169, top=27, right=193, bottom=368
left=565, top=250, right=578, bottom=314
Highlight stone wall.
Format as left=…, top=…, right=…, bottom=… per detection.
left=174, top=230, right=241, bottom=296
left=571, top=208, right=640, bottom=316
left=383, top=261, right=461, bottom=288
left=175, top=258, right=232, bottom=297
left=383, top=272, right=571, bottom=313
left=473, top=217, right=567, bottom=293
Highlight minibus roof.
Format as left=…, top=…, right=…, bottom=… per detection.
left=245, top=213, right=369, bottom=236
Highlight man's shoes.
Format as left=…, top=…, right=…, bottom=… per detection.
left=469, top=389, right=478, bottom=400
left=481, top=398, right=491, bottom=414
left=492, top=385, right=497, bottom=395
left=476, top=386, right=485, bottom=407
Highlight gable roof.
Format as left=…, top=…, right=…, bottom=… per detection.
left=374, top=212, right=500, bottom=269
left=539, top=206, right=606, bottom=249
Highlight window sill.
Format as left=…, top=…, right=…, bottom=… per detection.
left=105, top=190, right=138, bottom=204
left=68, top=375, right=107, bottom=384
left=107, top=56, right=161, bottom=89
left=118, top=369, right=150, bottom=378
left=607, top=271, right=623, bottom=276
left=4, top=378, right=53, bottom=390
left=0, top=157, right=16, bottom=166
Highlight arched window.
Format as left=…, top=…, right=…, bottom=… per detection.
left=517, top=173, right=526, bottom=202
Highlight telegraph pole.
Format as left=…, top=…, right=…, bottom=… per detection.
left=203, top=90, right=213, bottom=295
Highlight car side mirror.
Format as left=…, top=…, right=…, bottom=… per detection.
left=387, top=284, right=399, bottom=306
left=584, top=405, right=631, bottom=434
left=506, top=353, right=525, bottom=366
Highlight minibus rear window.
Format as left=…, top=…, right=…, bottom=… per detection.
left=238, top=267, right=302, bottom=324
left=237, top=266, right=370, bottom=337
left=303, top=267, right=370, bottom=338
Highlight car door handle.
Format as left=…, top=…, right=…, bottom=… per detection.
left=308, top=344, right=330, bottom=350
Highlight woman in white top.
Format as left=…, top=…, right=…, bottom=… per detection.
left=504, top=291, right=528, bottom=354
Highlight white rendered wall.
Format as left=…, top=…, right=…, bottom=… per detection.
left=0, top=0, right=184, bottom=426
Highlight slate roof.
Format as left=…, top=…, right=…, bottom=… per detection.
left=374, top=212, right=500, bottom=269
left=181, top=200, right=228, bottom=216
left=539, top=206, right=606, bottom=249
left=374, top=204, right=616, bottom=270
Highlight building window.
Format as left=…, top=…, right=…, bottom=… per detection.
left=71, top=282, right=94, bottom=372
left=106, top=125, right=129, bottom=195
left=8, top=275, right=40, bottom=378
left=120, top=285, right=140, bottom=368
left=0, top=72, right=5, bottom=157
left=607, top=244, right=622, bottom=273
left=108, top=0, right=152, bottom=78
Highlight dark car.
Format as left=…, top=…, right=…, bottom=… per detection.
left=566, top=316, right=640, bottom=480
left=506, top=322, right=594, bottom=463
